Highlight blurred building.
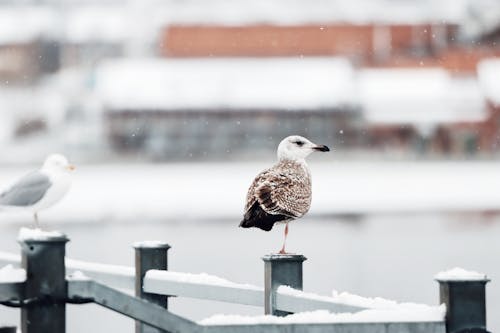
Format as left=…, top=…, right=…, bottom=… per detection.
left=0, top=7, right=59, bottom=84
left=0, top=4, right=128, bottom=155
left=59, top=6, right=128, bottom=68
left=95, top=57, right=360, bottom=159
left=358, top=68, right=486, bottom=154
left=153, top=0, right=499, bottom=156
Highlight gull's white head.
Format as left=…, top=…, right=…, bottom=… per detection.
left=42, top=154, right=75, bottom=173
left=277, top=135, right=330, bottom=161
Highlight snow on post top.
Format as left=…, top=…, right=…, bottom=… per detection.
left=133, top=240, right=170, bottom=249
left=17, top=227, right=67, bottom=242
left=435, top=267, right=488, bottom=282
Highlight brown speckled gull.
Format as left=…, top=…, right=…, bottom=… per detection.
left=239, top=135, right=329, bottom=254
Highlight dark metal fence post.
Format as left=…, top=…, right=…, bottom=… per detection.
left=19, top=231, right=69, bottom=333
left=436, top=275, right=490, bottom=333
left=262, top=254, right=307, bottom=316
left=134, top=241, right=171, bottom=333
left=0, top=327, right=16, bottom=333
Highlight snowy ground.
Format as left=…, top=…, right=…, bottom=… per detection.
left=0, top=160, right=500, bottom=225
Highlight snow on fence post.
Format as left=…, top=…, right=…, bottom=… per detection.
left=435, top=268, right=491, bottom=333
left=262, top=254, right=306, bottom=316
left=134, top=241, right=171, bottom=333
left=19, top=229, right=69, bottom=333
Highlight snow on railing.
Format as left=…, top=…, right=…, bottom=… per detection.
left=0, top=250, right=445, bottom=316
left=144, top=271, right=435, bottom=314
left=0, top=251, right=134, bottom=290
left=144, top=270, right=264, bottom=306
left=0, top=264, right=26, bottom=283
left=199, top=305, right=446, bottom=326
left=1, top=252, right=262, bottom=305
left=276, top=286, right=365, bottom=313
left=65, top=258, right=135, bottom=290
left=275, top=286, right=444, bottom=320
left=0, top=252, right=20, bottom=266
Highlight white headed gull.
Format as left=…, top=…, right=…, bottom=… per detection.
left=239, top=135, right=329, bottom=254
left=0, top=154, right=75, bottom=227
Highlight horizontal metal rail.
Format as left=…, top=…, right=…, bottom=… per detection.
left=0, top=252, right=135, bottom=290
left=143, top=270, right=264, bottom=307
left=68, top=279, right=200, bottom=333
left=143, top=271, right=373, bottom=313
left=0, top=251, right=443, bottom=324
left=275, top=289, right=366, bottom=313
left=0, top=252, right=19, bottom=266
left=201, top=322, right=446, bottom=333
left=65, top=258, right=134, bottom=290
left=0, top=282, right=24, bottom=303
left=67, top=279, right=445, bottom=333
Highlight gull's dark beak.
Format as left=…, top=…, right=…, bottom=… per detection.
left=313, top=145, right=330, bottom=152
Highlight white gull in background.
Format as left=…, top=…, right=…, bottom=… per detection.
left=239, top=135, right=329, bottom=254
left=0, top=154, right=74, bottom=227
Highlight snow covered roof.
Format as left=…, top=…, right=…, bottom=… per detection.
left=64, top=6, right=129, bottom=43
left=155, top=0, right=468, bottom=26
left=477, top=58, right=500, bottom=106
left=94, top=57, right=356, bottom=111
left=0, top=5, right=144, bottom=45
left=448, top=77, right=487, bottom=121
left=0, top=6, right=58, bottom=44
left=95, top=58, right=488, bottom=122
left=0, top=0, right=496, bottom=46
left=358, top=68, right=486, bottom=126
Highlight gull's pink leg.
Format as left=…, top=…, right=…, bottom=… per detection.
left=278, top=223, right=289, bottom=254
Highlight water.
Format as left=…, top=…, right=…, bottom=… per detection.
left=0, top=213, right=498, bottom=332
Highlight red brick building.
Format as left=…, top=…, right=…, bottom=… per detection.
left=161, top=25, right=500, bottom=76
left=161, top=24, right=458, bottom=65
left=158, top=0, right=500, bottom=72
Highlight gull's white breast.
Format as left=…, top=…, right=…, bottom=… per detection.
left=31, top=170, right=72, bottom=212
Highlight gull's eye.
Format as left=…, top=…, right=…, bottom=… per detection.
left=294, top=140, right=304, bottom=147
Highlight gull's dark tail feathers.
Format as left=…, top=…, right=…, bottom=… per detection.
left=239, top=202, right=290, bottom=232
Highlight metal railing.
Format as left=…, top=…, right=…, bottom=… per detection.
left=0, top=250, right=369, bottom=315
left=0, top=229, right=491, bottom=333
